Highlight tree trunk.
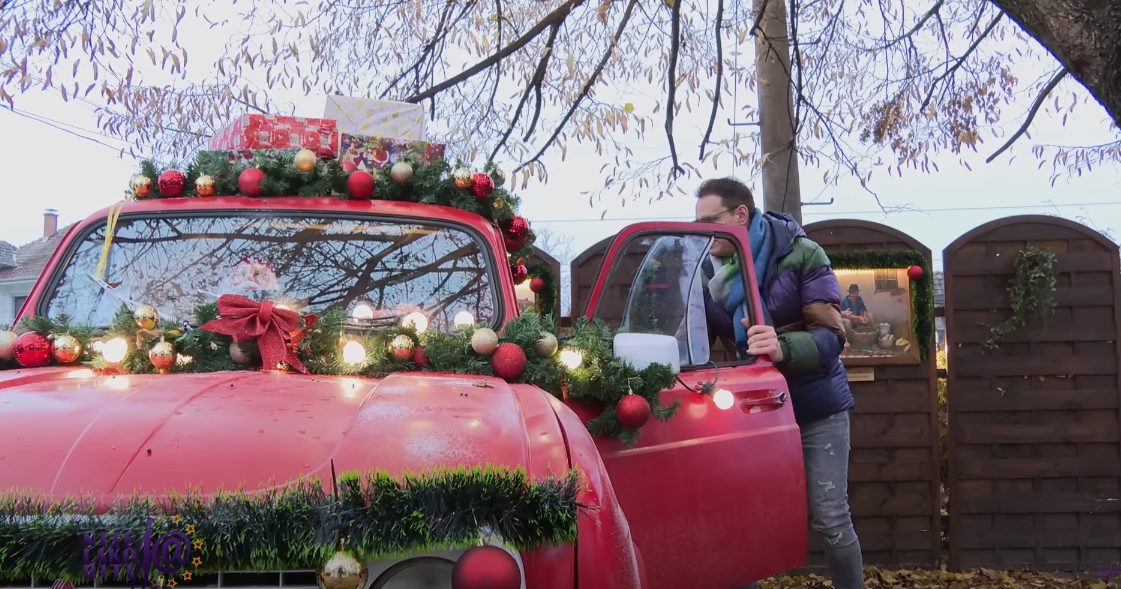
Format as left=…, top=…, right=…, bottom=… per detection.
left=753, top=0, right=803, bottom=224
left=989, top=0, right=1121, bottom=127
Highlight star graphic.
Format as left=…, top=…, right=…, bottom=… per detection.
left=167, top=581, right=177, bottom=589
left=181, top=572, right=192, bottom=582
left=170, top=515, right=182, bottom=525
left=184, top=524, right=196, bottom=535
left=191, top=556, right=202, bottom=567
left=192, top=539, right=204, bottom=550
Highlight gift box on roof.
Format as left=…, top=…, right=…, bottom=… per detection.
left=338, top=133, right=445, bottom=172
left=322, top=96, right=426, bottom=140
left=209, top=114, right=338, bottom=155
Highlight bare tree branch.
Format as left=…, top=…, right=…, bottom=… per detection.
left=488, top=22, right=561, bottom=162
left=699, top=0, right=724, bottom=160
left=870, top=0, right=944, bottom=51
left=986, top=67, right=1069, bottom=163
left=919, top=11, right=1002, bottom=112
left=664, top=0, right=684, bottom=177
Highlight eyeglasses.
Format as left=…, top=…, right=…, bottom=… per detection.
left=693, top=205, right=744, bottom=224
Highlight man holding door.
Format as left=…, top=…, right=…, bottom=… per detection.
left=695, top=178, right=864, bottom=589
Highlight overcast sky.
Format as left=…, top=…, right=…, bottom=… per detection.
left=2, top=3, right=1118, bottom=274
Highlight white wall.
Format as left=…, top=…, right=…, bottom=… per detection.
left=0, top=279, right=36, bottom=326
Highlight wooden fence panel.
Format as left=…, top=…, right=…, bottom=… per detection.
left=803, top=220, right=943, bottom=569
left=943, top=215, right=1121, bottom=572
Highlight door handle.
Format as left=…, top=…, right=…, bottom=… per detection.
left=742, top=390, right=787, bottom=408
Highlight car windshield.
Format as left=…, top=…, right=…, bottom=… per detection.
left=42, top=213, right=500, bottom=331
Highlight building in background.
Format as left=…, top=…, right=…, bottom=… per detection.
left=0, top=210, right=71, bottom=325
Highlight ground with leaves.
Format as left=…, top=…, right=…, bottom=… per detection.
left=761, top=566, right=1120, bottom=588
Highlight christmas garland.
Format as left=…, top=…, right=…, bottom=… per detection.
left=5, top=304, right=678, bottom=447
left=524, top=258, right=559, bottom=319
left=826, top=249, right=934, bottom=360
left=0, top=466, right=579, bottom=582
left=982, top=245, right=1058, bottom=351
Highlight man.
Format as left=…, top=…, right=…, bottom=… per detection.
left=695, top=177, right=864, bottom=589
left=840, top=284, right=872, bottom=337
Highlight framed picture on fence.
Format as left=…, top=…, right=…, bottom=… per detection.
left=833, top=267, right=921, bottom=365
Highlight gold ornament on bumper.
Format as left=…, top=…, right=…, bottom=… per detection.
left=50, top=334, right=82, bottom=364
left=470, top=328, right=499, bottom=356
left=389, top=334, right=415, bottom=361
left=534, top=332, right=559, bottom=358
left=453, top=167, right=473, bottom=189
left=195, top=174, right=216, bottom=196
left=317, top=551, right=367, bottom=589
left=134, top=305, right=159, bottom=330
left=149, top=340, right=176, bottom=373
left=294, top=148, right=318, bottom=173
left=130, top=175, right=152, bottom=198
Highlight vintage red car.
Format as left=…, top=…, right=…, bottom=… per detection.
left=0, top=196, right=807, bottom=588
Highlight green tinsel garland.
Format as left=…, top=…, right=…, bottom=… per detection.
left=826, top=249, right=934, bottom=361
left=0, top=467, right=579, bottom=582
left=524, top=258, right=559, bottom=319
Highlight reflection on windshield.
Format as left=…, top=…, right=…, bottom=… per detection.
left=45, top=214, right=498, bottom=331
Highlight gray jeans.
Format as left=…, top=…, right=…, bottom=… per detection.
left=739, top=410, right=864, bottom=589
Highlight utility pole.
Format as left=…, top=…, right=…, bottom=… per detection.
left=753, top=0, right=803, bottom=224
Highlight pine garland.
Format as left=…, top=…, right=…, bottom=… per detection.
left=525, top=258, right=560, bottom=319
left=982, top=245, right=1058, bottom=351
left=0, top=466, right=579, bottom=582
left=825, top=249, right=934, bottom=361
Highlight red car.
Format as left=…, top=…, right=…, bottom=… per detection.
left=0, top=196, right=807, bottom=588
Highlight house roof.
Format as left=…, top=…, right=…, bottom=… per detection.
left=933, top=271, right=945, bottom=308
left=0, top=224, right=73, bottom=283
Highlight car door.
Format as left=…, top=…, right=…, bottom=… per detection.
left=578, top=222, right=807, bottom=589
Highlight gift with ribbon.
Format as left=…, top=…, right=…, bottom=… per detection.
left=201, top=294, right=308, bottom=373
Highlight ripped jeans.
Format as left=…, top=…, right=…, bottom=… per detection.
left=739, top=410, right=864, bottom=589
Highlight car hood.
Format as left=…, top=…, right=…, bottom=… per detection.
left=0, top=368, right=570, bottom=502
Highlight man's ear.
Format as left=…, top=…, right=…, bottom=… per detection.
left=737, top=205, right=751, bottom=227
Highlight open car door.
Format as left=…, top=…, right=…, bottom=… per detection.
left=578, top=222, right=807, bottom=589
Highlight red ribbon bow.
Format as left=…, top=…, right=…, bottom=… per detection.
left=201, top=294, right=307, bottom=373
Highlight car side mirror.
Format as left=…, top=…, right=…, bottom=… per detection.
left=613, top=333, right=681, bottom=375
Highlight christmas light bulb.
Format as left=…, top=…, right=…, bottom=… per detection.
left=101, top=337, right=129, bottom=364
left=713, top=388, right=735, bottom=410
left=402, top=311, right=429, bottom=333
left=342, top=340, right=367, bottom=365
left=453, top=310, right=475, bottom=329
left=351, top=301, right=375, bottom=320
left=559, top=348, right=584, bottom=370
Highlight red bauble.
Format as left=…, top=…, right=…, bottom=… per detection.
left=347, top=170, right=376, bottom=199
left=14, top=332, right=52, bottom=368
left=616, top=393, right=652, bottom=429
left=491, top=342, right=527, bottom=381
left=505, top=216, right=530, bottom=239
left=157, top=170, right=186, bottom=197
left=907, top=265, right=924, bottom=280
left=412, top=346, right=430, bottom=367
left=504, top=233, right=528, bottom=253
left=238, top=167, right=265, bottom=197
left=316, top=145, right=336, bottom=159
left=529, top=276, right=547, bottom=293
left=451, top=546, right=521, bottom=589
left=510, top=264, right=528, bottom=284
left=470, top=172, right=495, bottom=200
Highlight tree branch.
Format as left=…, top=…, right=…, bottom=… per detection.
left=699, top=0, right=724, bottom=160
left=985, top=67, right=1069, bottom=163
left=871, top=0, right=944, bottom=51
left=919, top=11, right=1002, bottom=112
left=488, top=22, right=562, bottom=162
left=404, top=0, right=587, bottom=104
left=664, top=0, right=684, bottom=177
left=512, top=0, right=639, bottom=176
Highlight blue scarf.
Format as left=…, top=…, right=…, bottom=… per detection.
left=708, top=212, right=773, bottom=356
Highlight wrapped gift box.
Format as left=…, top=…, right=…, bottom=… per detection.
left=339, top=133, right=445, bottom=172
left=323, top=97, right=426, bottom=140
left=209, top=114, right=338, bottom=153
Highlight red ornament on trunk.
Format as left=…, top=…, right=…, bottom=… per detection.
left=14, top=332, right=51, bottom=368
left=412, top=346, right=429, bottom=367
left=346, top=170, right=376, bottom=199
left=451, top=546, right=521, bottom=589
left=510, top=264, right=528, bottom=284
left=470, top=172, right=494, bottom=200
left=529, top=276, right=546, bottom=293
left=238, top=167, right=265, bottom=197
left=616, top=393, right=652, bottom=429
left=157, top=170, right=186, bottom=197
left=491, top=342, right=527, bottom=380
left=907, top=265, right=924, bottom=280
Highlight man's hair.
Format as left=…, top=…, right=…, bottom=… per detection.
left=696, top=177, right=757, bottom=216
left=848, top=284, right=860, bottom=293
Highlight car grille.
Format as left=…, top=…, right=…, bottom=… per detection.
left=0, top=571, right=319, bottom=589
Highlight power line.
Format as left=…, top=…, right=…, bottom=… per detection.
left=1, top=106, right=129, bottom=152
left=531, top=199, right=1121, bottom=223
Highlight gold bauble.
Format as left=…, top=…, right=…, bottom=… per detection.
left=51, top=334, right=82, bottom=364
left=317, top=551, right=367, bottom=589
left=452, top=167, right=473, bottom=189
left=470, top=328, right=499, bottom=356
left=195, top=174, right=216, bottom=196
left=130, top=174, right=152, bottom=198
left=149, top=341, right=176, bottom=371
left=294, top=148, right=318, bottom=173
left=390, top=161, right=413, bottom=183
left=389, top=334, right=415, bottom=361
left=133, top=304, right=159, bottom=330
left=534, top=332, right=559, bottom=358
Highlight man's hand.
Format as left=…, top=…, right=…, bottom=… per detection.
left=742, top=321, right=784, bottom=363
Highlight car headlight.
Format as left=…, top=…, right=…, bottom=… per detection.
left=370, top=555, right=455, bottom=588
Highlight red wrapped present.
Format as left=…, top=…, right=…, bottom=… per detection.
left=339, top=133, right=446, bottom=172
left=209, top=114, right=338, bottom=154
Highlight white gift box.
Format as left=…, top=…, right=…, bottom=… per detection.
left=320, top=96, right=427, bottom=140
